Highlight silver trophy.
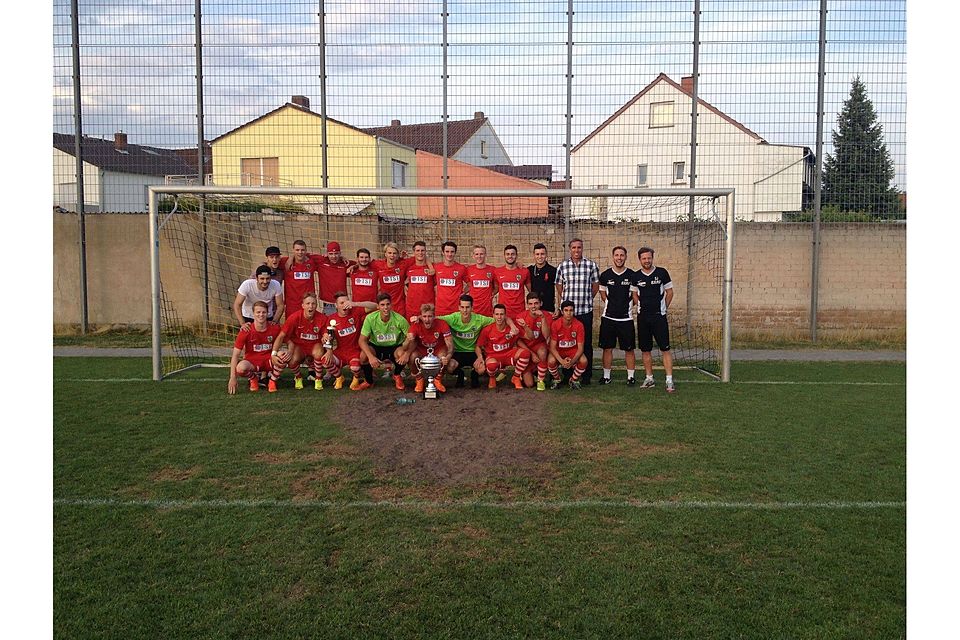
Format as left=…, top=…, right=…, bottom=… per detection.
left=322, top=320, right=337, bottom=350
left=415, top=348, right=443, bottom=399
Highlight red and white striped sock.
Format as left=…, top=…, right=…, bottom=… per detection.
left=537, top=362, right=548, bottom=381
left=548, top=365, right=560, bottom=380
left=514, top=356, right=529, bottom=376
left=571, top=365, right=586, bottom=381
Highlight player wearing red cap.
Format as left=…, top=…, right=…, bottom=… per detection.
left=547, top=300, right=588, bottom=390
left=228, top=301, right=282, bottom=393
left=433, top=241, right=468, bottom=315
left=515, top=291, right=552, bottom=390
left=404, top=241, right=436, bottom=322
left=494, top=244, right=530, bottom=318
left=318, top=292, right=377, bottom=390
left=396, top=303, right=453, bottom=393
left=476, top=304, right=531, bottom=390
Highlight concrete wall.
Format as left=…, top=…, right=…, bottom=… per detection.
left=53, top=211, right=905, bottom=336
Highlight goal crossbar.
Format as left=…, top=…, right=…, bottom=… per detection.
left=148, top=186, right=735, bottom=383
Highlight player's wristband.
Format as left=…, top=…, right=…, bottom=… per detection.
left=271, top=350, right=278, bottom=355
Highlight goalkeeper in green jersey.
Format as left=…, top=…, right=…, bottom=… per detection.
left=437, top=294, right=519, bottom=388
left=358, top=293, right=411, bottom=391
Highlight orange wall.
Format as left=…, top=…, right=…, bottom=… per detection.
left=415, top=151, right=548, bottom=220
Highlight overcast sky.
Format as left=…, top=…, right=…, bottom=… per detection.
left=53, top=0, right=906, bottom=188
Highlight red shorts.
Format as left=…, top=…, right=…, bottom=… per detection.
left=241, top=355, right=273, bottom=372
left=485, top=347, right=527, bottom=369
left=291, top=339, right=321, bottom=355
left=555, top=347, right=581, bottom=361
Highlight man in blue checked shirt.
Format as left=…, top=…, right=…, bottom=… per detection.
left=554, top=238, right=600, bottom=384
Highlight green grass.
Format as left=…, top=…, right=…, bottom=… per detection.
left=54, top=358, right=905, bottom=639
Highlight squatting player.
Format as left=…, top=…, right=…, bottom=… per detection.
left=227, top=301, right=282, bottom=394
left=476, top=304, right=530, bottom=390
left=396, top=303, right=454, bottom=394
left=547, top=300, right=588, bottom=390
left=271, top=292, right=326, bottom=390
left=515, top=291, right=552, bottom=390
left=358, top=293, right=410, bottom=391
left=319, top=292, right=377, bottom=391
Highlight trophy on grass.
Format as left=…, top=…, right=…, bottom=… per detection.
left=415, top=348, right=442, bottom=399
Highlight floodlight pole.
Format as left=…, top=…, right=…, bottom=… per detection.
left=71, top=0, right=89, bottom=334
left=810, top=0, right=827, bottom=342
left=563, top=0, right=574, bottom=243
left=442, top=0, right=449, bottom=240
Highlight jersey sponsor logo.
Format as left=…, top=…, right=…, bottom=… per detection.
left=501, top=282, right=520, bottom=290
left=652, top=278, right=661, bottom=285
left=457, top=330, right=475, bottom=340
left=383, top=274, right=401, bottom=284
left=375, top=332, right=397, bottom=343
left=439, top=278, right=457, bottom=287
left=410, top=275, right=429, bottom=284
left=293, top=271, right=312, bottom=280
left=299, top=332, right=319, bottom=341
left=354, top=277, right=373, bottom=286
left=493, top=342, right=510, bottom=352
left=252, top=343, right=272, bottom=352
left=337, top=325, right=357, bottom=337
left=559, top=339, right=577, bottom=348
left=472, top=279, right=490, bottom=288
left=637, top=281, right=647, bottom=287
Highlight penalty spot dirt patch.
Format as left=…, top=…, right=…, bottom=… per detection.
left=332, top=385, right=555, bottom=485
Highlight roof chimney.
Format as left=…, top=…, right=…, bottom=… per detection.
left=391, top=119, right=401, bottom=127
left=680, top=76, right=694, bottom=95
left=291, top=95, right=310, bottom=109
left=114, top=132, right=127, bottom=152
left=474, top=111, right=485, bottom=120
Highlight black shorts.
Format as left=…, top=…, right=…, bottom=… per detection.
left=371, top=343, right=404, bottom=363
left=637, top=314, right=670, bottom=352
left=451, top=350, right=479, bottom=370
left=598, top=317, right=636, bottom=350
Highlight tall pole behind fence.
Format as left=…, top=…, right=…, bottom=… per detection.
left=195, top=0, right=209, bottom=330
left=563, top=0, right=574, bottom=243
left=319, top=1, right=330, bottom=233
left=686, top=0, right=701, bottom=342
left=811, top=0, right=827, bottom=342
left=71, top=0, right=88, bottom=334
left=442, top=0, right=449, bottom=241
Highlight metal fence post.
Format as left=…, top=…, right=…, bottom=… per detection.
left=686, top=0, right=701, bottom=342
left=810, top=0, right=827, bottom=342
left=195, top=0, right=209, bottom=330
left=563, top=0, right=574, bottom=244
left=442, top=0, right=449, bottom=240
left=319, top=1, right=330, bottom=231
left=71, top=0, right=89, bottom=334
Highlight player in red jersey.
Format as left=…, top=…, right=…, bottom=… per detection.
left=547, top=300, right=588, bottom=390
left=494, top=244, right=530, bottom=318
left=404, top=240, right=436, bottom=322
left=278, top=240, right=321, bottom=320
left=271, top=292, right=327, bottom=390
left=466, top=244, right=497, bottom=316
left=349, top=248, right=379, bottom=304
left=315, top=241, right=356, bottom=314
left=369, top=242, right=412, bottom=318
left=433, top=241, right=468, bottom=315
left=515, top=291, right=552, bottom=390
left=228, top=301, right=282, bottom=394
left=476, top=304, right=531, bottom=390
left=396, top=303, right=454, bottom=394
left=319, top=292, right=377, bottom=391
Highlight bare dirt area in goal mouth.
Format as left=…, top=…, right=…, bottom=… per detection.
left=332, top=383, right=556, bottom=487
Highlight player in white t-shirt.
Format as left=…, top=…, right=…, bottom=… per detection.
left=233, top=265, right=285, bottom=330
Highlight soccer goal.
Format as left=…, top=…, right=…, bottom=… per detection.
left=148, top=186, right=735, bottom=381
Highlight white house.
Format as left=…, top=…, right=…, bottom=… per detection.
left=571, top=74, right=813, bottom=222
left=362, top=112, right=513, bottom=168
left=53, top=132, right=199, bottom=213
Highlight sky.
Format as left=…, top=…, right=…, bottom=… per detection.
left=52, top=0, right=906, bottom=188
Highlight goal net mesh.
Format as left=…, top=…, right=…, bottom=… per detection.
left=153, top=190, right=729, bottom=379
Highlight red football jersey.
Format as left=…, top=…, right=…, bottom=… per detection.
left=516, top=309, right=549, bottom=350
left=282, top=310, right=325, bottom=347
left=234, top=322, right=282, bottom=367
left=550, top=317, right=585, bottom=357
left=434, top=262, right=467, bottom=316
left=279, top=257, right=319, bottom=315
left=477, top=322, right=520, bottom=355
left=371, top=259, right=410, bottom=317
left=349, top=267, right=378, bottom=304
left=325, top=307, right=366, bottom=360
left=316, top=256, right=355, bottom=303
left=409, top=318, right=452, bottom=353
left=466, top=264, right=497, bottom=316
left=494, top=266, right=530, bottom=318
left=405, top=264, right=436, bottom=320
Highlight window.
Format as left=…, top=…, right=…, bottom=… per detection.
left=649, top=101, right=674, bottom=128
left=240, top=157, right=279, bottom=186
left=480, top=140, right=488, bottom=159
left=673, top=161, right=686, bottom=183
left=392, top=159, right=407, bottom=188
left=636, top=164, right=648, bottom=187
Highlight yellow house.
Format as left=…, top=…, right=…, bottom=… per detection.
left=211, top=96, right=417, bottom=218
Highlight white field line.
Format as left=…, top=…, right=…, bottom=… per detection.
left=57, top=378, right=905, bottom=386
left=54, top=497, right=905, bottom=510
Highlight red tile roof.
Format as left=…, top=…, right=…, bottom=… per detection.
left=487, top=165, right=553, bottom=181
left=572, top=73, right=765, bottom=152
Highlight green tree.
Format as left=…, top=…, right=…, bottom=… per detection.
left=822, top=77, right=900, bottom=217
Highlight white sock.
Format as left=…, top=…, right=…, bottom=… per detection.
left=603, top=368, right=611, bottom=378
left=627, top=369, right=635, bottom=380
left=645, top=374, right=654, bottom=381
left=666, top=375, right=673, bottom=383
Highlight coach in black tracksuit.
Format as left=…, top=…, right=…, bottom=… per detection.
left=634, top=246, right=676, bottom=393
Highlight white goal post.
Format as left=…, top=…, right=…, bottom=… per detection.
left=149, top=185, right=735, bottom=382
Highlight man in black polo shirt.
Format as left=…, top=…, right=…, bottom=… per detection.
left=598, top=246, right=638, bottom=385
left=527, top=243, right=558, bottom=314
left=634, top=246, right=675, bottom=393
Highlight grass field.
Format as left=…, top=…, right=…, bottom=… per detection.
left=54, top=358, right=905, bottom=639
